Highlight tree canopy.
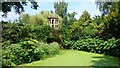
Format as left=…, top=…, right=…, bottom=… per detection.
left=1, top=0, right=39, bottom=17
left=96, top=0, right=119, bottom=15
left=54, top=0, right=68, bottom=18
left=18, top=10, right=62, bottom=27
left=96, top=0, right=120, bottom=39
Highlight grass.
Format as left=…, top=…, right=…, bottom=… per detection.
left=19, top=50, right=120, bottom=66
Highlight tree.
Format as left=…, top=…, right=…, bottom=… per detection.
left=79, top=10, right=91, bottom=23
left=54, top=0, right=68, bottom=27
left=78, top=10, right=92, bottom=29
left=96, top=0, right=119, bottom=15
left=53, top=0, right=68, bottom=18
left=19, top=13, right=30, bottom=24
left=104, top=11, right=120, bottom=38
left=18, top=10, right=49, bottom=26
left=69, top=10, right=96, bottom=40
left=70, top=21, right=83, bottom=40
left=67, top=12, right=77, bottom=27
left=62, top=12, right=77, bottom=28
left=1, top=0, right=39, bottom=17
left=18, top=10, right=62, bottom=27
left=92, top=15, right=105, bottom=35
left=96, top=0, right=120, bottom=39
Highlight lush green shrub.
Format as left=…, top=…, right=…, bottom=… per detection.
left=2, top=41, right=60, bottom=66
left=103, top=38, right=120, bottom=57
left=60, top=27, right=71, bottom=41
left=2, top=22, right=31, bottom=44
left=72, top=38, right=104, bottom=53
left=37, top=42, right=60, bottom=59
left=63, top=40, right=74, bottom=49
left=31, top=25, right=51, bottom=42
left=2, top=21, right=52, bottom=44
left=64, top=37, right=120, bottom=58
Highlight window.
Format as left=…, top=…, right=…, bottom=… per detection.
left=52, top=25, right=54, bottom=28
left=52, top=19, right=54, bottom=24
left=55, top=19, right=58, bottom=24
left=55, top=25, right=58, bottom=30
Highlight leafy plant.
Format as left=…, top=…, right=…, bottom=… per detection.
left=2, top=41, right=60, bottom=66
left=2, top=22, right=31, bottom=44
left=31, top=25, right=51, bottom=42
left=64, top=37, right=120, bottom=58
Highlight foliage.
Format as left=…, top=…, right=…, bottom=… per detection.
left=79, top=10, right=91, bottom=23
left=18, top=14, right=31, bottom=24
left=1, top=0, right=38, bottom=17
left=54, top=0, right=68, bottom=18
left=31, top=25, right=51, bottom=42
left=2, top=41, right=60, bottom=66
left=54, top=0, right=68, bottom=25
left=62, top=12, right=77, bottom=28
left=18, top=10, right=49, bottom=26
left=103, top=11, right=120, bottom=38
left=19, top=10, right=62, bottom=27
left=2, top=21, right=54, bottom=45
left=70, top=21, right=83, bottom=40
left=94, top=10, right=120, bottom=39
left=92, top=15, right=105, bottom=33
left=69, top=10, right=97, bottom=40
left=29, top=11, right=49, bottom=26
left=67, top=12, right=77, bottom=26
left=64, top=37, right=120, bottom=58
left=2, top=21, right=31, bottom=44
left=60, top=27, right=71, bottom=41
left=96, top=1, right=119, bottom=15
left=96, top=1, right=120, bottom=39
left=77, top=10, right=94, bottom=35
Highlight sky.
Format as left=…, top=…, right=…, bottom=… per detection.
left=0, top=0, right=101, bottom=21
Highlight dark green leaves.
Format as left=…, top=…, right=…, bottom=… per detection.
left=1, top=0, right=39, bottom=17
left=64, top=37, right=120, bottom=58
left=2, top=41, right=60, bottom=66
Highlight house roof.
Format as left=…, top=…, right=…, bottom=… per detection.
left=48, top=14, right=58, bottom=19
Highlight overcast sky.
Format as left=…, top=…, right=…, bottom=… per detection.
left=0, top=0, right=101, bottom=21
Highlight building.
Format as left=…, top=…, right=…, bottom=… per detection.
left=48, top=14, right=59, bottom=30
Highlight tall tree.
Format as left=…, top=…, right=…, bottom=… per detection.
left=96, top=0, right=120, bottom=39
left=79, top=10, right=91, bottom=25
left=70, top=10, right=96, bottom=40
left=78, top=10, right=94, bottom=35
left=18, top=10, right=62, bottom=27
left=1, top=0, right=39, bottom=17
left=67, top=12, right=77, bottom=26
left=53, top=0, right=68, bottom=18
left=62, top=12, right=77, bottom=28
left=18, top=10, right=49, bottom=26
left=96, top=0, right=119, bottom=15
left=19, top=13, right=30, bottom=24
left=53, top=0, right=68, bottom=28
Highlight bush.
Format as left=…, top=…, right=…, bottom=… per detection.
left=2, top=41, right=60, bottom=66
left=31, top=25, right=51, bottom=42
left=2, top=22, right=31, bottom=44
left=104, top=38, right=120, bottom=57
left=64, top=37, right=120, bottom=58
left=63, top=40, right=74, bottom=49
left=2, top=21, right=52, bottom=45
left=37, top=42, right=60, bottom=59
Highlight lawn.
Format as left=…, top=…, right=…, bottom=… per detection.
left=20, top=50, right=120, bottom=66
